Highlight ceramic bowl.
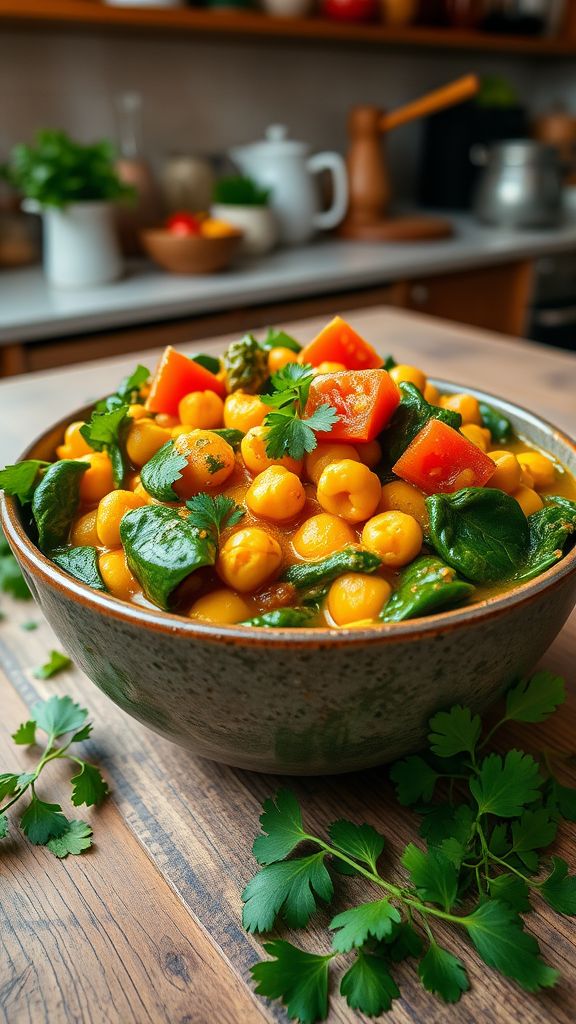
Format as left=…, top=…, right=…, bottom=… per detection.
left=2, top=383, right=576, bottom=775
left=140, top=228, right=242, bottom=274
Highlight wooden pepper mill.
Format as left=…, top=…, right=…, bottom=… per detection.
left=339, top=74, right=480, bottom=242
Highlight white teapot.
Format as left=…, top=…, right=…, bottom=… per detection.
left=229, top=125, right=348, bottom=246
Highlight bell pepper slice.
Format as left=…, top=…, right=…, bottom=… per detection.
left=146, top=346, right=226, bottom=416
left=305, top=369, right=401, bottom=444
left=300, top=316, right=383, bottom=370
left=392, top=418, right=495, bottom=494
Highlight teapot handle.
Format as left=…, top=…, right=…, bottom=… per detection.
left=308, top=151, right=348, bottom=231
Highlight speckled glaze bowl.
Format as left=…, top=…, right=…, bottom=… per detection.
left=2, top=383, right=576, bottom=775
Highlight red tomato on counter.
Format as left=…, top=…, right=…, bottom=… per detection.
left=300, top=316, right=383, bottom=371
left=321, top=0, right=378, bottom=21
left=392, top=418, right=495, bottom=494
left=165, top=212, right=203, bottom=237
left=146, top=346, right=226, bottom=416
left=305, top=369, right=400, bottom=443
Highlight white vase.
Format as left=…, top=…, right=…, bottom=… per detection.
left=211, top=204, right=278, bottom=256
left=24, top=200, right=123, bottom=289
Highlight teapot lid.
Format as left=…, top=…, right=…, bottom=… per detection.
left=233, top=125, right=308, bottom=158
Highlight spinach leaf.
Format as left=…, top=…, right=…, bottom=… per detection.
left=190, top=353, right=221, bottom=375
left=515, top=496, right=576, bottom=582
left=381, top=384, right=462, bottom=467
left=140, top=441, right=188, bottom=502
left=31, top=461, right=87, bottom=554
left=380, top=556, right=475, bottom=622
left=120, top=505, right=216, bottom=609
left=80, top=405, right=130, bottom=487
left=261, top=329, right=302, bottom=354
left=0, top=460, right=49, bottom=503
left=241, top=608, right=315, bottom=628
left=480, top=402, right=512, bottom=444
left=426, top=488, right=530, bottom=584
left=52, top=546, right=107, bottom=592
left=283, top=547, right=381, bottom=590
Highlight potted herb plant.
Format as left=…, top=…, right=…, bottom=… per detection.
left=211, top=176, right=278, bottom=256
left=2, top=130, right=133, bottom=288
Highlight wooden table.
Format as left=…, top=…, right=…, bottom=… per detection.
left=1, top=307, right=575, bottom=1024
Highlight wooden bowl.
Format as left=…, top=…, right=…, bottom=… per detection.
left=140, top=228, right=243, bottom=274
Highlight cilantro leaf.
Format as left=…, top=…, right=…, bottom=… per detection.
left=465, top=901, right=558, bottom=991
left=418, top=943, right=469, bottom=1004
left=384, top=921, right=424, bottom=963
left=401, top=844, right=458, bottom=911
left=510, top=808, right=557, bottom=867
left=540, top=857, right=576, bottom=915
left=330, top=899, right=401, bottom=953
left=20, top=796, right=68, bottom=844
left=186, top=493, right=245, bottom=544
left=11, top=720, right=37, bottom=745
left=46, top=819, right=93, bottom=858
left=0, top=773, right=19, bottom=799
left=340, top=951, right=400, bottom=1016
left=469, top=750, right=542, bottom=818
left=487, top=874, right=531, bottom=912
left=505, top=672, right=565, bottom=723
left=389, top=755, right=439, bottom=806
left=80, top=405, right=130, bottom=486
left=32, top=695, right=88, bottom=739
left=95, top=364, right=149, bottom=412
left=242, top=853, right=333, bottom=933
left=261, top=328, right=301, bottom=353
left=328, top=820, right=385, bottom=874
left=428, top=705, right=481, bottom=758
left=20, top=620, right=39, bottom=631
left=552, top=781, right=576, bottom=821
left=0, top=814, right=8, bottom=839
left=262, top=362, right=339, bottom=460
left=251, top=941, right=332, bottom=1024
left=70, top=763, right=109, bottom=807
left=252, top=789, right=306, bottom=866
left=72, top=723, right=93, bottom=742
left=140, top=440, right=188, bottom=502
left=0, top=460, right=48, bottom=502
left=261, top=362, right=316, bottom=409
left=33, top=650, right=72, bottom=680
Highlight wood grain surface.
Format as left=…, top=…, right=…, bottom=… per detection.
left=1, top=307, right=576, bottom=1024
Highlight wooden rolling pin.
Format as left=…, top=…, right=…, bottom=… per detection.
left=379, top=74, right=480, bottom=134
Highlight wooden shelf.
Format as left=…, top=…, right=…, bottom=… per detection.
left=1, top=0, right=575, bottom=55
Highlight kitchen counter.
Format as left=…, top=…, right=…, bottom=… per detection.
left=1, top=213, right=576, bottom=345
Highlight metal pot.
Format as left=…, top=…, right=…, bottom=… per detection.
left=472, top=140, right=563, bottom=229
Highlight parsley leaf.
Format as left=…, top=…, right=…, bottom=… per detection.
left=32, top=695, right=88, bottom=738
left=33, top=650, right=72, bottom=680
left=340, top=951, right=400, bottom=1015
left=0, top=460, right=48, bottom=502
left=46, top=819, right=93, bottom=858
left=262, top=362, right=339, bottom=460
left=428, top=705, right=481, bottom=758
left=11, top=720, right=36, bottom=745
left=510, top=808, right=557, bottom=868
left=140, top=440, right=188, bottom=502
left=540, top=857, right=576, bottom=915
left=70, top=763, right=109, bottom=807
left=251, top=941, right=332, bottom=1024
left=95, top=364, right=149, bottom=412
left=186, top=493, right=245, bottom=544
left=328, top=820, right=385, bottom=874
left=252, top=789, right=307, bottom=866
left=418, top=943, right=469, bottom=1004
left=389, top=755, right=439, bottom=806
left=469, top=750, right=542, bottom=818
left=465, top=901, right=559, bottom=991
left=0, top=773, right=19, bottom=799
left=330, top=899, right=401, bottom=953
left=552, top=781, right=576, bottom=821
left=385, top=921, right=424, bottom=963
left=262, top=362, right=316, bottom=409
left=487, top=874, right=531, bottom=912
left=242, top=853, right=333, bottom=933
left=80, top=405, right=130, bottom=486
left=20, top=796, right=68, bottom=844
left=505, top=672, right=565, bottom=723
left=401, top=843, right=458, bottom=911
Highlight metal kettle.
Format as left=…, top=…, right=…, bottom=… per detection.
left=472, top=140, right=563, bottom=229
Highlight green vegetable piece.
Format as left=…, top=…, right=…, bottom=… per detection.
left=426, top=487, right=530, bottom=583
left=480, top=401, right=512, bottom=443
left=381, top=382, right=461, bottom=466
left=242, top=852, right=333, bottom=933
left=515, top=496, right=576, bottom=582
left=469, top=749, right=542, bottom=818
left=401, top=843, right=458, bottom=911
left=140, top=440, right=188, bottom=502
left=80, top=404, right=130, bottom=487
left=505, top=671, right=565, bottom=723
left=250, top=941, right=332, bottom=1024
left=53, top=546, right=108, bottom=592
left=428, top=705, right=481, bottom=758
left=210, top=428, right=244, bottom=451
left=389, top=754, right=439, bottom=806
left=241, top=608, right=314, bottom=628
left=31, top=460, right=87, bottom=553
left=120, top=504, right=216, bottom=610
left=330, top=899, right=401, bottom=952
left=380, top=556, right=474, bottom=622
left=46, top=819, right=93, bottom=858
left=70, top=763, right=109, bottom=807
left=540, top=856, right=576, bottom=915
left=0, top=459, right=49, bottom=503
left=464, top=901, right=558, bottom=992
left=190, top=352, right=221, bottom=375
left=261, top=328, right=302, bottom=353
left=223, top=333, right=269, bottom=394
left=0, top=526, right=31, bottom=599
left=20, top=796, right=68, bottom=845
left=33, top=650, right=72, bottom=680
left=340, top=951, right=400, bottom=1016
left=252, top=789, right=306, bottom=866
left=283, top=547, right=381, bottom=590
left=418, top=943, right=469, bottom=1004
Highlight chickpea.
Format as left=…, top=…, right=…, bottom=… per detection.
left=520, top=465, right=535, bottom=489
left=389, top=364, right=427, bottom=393
left=99, top=549, right=139, bottom=601
left=127, top=404, right=148, bottom=421
left=292, top=513, right=356, bottom=560
left=314, top=361, right=347, bottom=375
left=460, top=423, right=491, bottom=452
left=126, top=418, right=172, bottom=468
left=56, top=421, right=93, bottom=460
left=178, top=390, right=224, bottom=430
left=78, top=453, right=115, bottom=506
left=268, top=347, right=299, bottom=375
left=305, top=443, right=360, bottom=484
left=189, top=589, right=251, bottom=624
left=487, top=451, right=522, bottom=494
left=217, top=527, right=282, bottom=592
left=379, top=480, right=429, bottom=531
left=361, top=511, right=423, bottom=568
left=223, top=392, right=268, bottom=433
left=517, top=451, right=556, bottom=491
left=513, top=485, right=544, bottom=517
left=155, top=413, right=180, bottom=429
left=355, top=439, right=382, bottom=469
left=70, top=509, right=100, bottom=548
left=423, top=383, right=440, bottom=405
left=327, top=573, right=392, bottom=626
left=133, top=482, right=153, bottom=504
left=241, top=425, right=303, bottom=477
left=171, top=430, right=235, bottom=499
left=440, top=393, right=482, bottom=426
left=96, top=489, right=147, bottom=548
left=316, top=460, right=381, bottom=524
left=246, top=466, right=306, bottom=522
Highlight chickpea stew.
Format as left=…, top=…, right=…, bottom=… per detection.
left=2, top=316, right=576, bottom=629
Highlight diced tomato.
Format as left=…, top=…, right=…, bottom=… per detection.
left=146, top=346, right=226, bottom=416
left=300, top=316, right=383, bottom=371
left=305, top=369, right=400, bottom=444
left=392, top=418, right=495, bottom=494
left=165, top=211, right=202, bottom=237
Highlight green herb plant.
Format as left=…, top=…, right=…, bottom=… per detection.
left=213, top=175, right=271, bottom=207
left=244, top=671, right=576, bottom=1022
left=262, top=363, right=339, bottom=461
left=1, top=695, right=108, bottom=856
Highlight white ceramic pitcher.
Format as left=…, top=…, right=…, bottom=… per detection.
left=229, top=125, right=348, bottom=246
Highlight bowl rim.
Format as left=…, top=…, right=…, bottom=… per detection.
left=140, top=227, right=244, bottom=243
left=2, top=377, right=576, bottom=649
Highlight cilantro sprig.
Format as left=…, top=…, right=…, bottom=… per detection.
left=186, top=493, right=245, bottom=544
left=1, top=695, right=108, bottom=856
left=261, top=363, right=339, bottom=461
left=244, top=670, right=576, bottom=1021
